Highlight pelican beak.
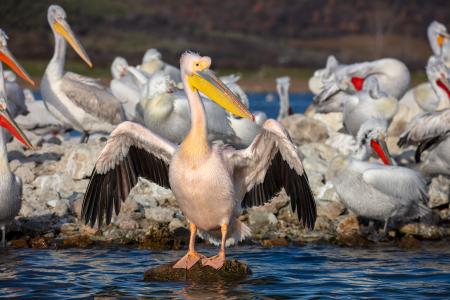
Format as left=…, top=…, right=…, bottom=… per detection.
left=438, top=32, right=450, bottom=47
left=0, top=46, right=34, bottom=86
left=53, top=19, right=92, bottom=67
left=370, top=137, right=394, bottom=165
left=0, top=104, right=33, bottom=149
left=436, top=76, right=450, bottom=98
left=188, top=70, right=254, bottom=121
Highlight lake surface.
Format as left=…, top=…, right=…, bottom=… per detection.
left=1, top=244, right=449, bottom=299
left=248, top=92, right=313, bottom=118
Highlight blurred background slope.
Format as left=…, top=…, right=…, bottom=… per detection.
left=1, top=0, right=449, bottom=89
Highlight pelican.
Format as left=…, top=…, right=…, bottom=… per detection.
left=15, top=99, right=66, bottom=136
left=389, top=56, right=450, bottom=136
left=109, top=57, right=142, bottom=120
left=138, top=71, right=240, bottom=145
left=0, top=32, right=34, bottom=247
left=398, top=108, right=450, bottom=177
left=428, top=21, right=450, bottom=66
left=82, top=52, right=316, bottom=269
left=139, top=48, right=182, bottom=84
left=41, top=5, right=125, bottom=143
left=353, top=118, right=394, bottom=165
left=313, top=57, right=410, bottom=113
left=327, top=155, right=430, bottom=235
left=225, top=74, right=266, bottom=146
left=3, top=71, right=28, bottom=118
left=0, top=30, right=34, bottom=117
left=277, top=76, right=292, bottom=120
left=343, top=77, right=398, bottom=137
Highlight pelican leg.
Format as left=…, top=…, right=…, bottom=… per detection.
left=173, top=223, right=205, bottom=269
left=202, top=224, right=227, bottom=269
left=1, top=225, right=5, bottom=248
left=383, top=218, right=390, bottom=236
left=80, top=132, right=90, bottom=144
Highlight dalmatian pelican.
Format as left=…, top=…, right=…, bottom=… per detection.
left=82, top=52, right=316, bottom=269
left=0, top=30, right=34, bottom=247
left=313, top=57, right=410, bottom=113
left=428, top=21, right=450, bottom=66
left=389, top=56, right=450, bottom=136
left=41, top=5, right=125, bottom=143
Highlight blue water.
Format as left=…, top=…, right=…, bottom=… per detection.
left=32, top=91, right=314, bottom=120
left=0, top=244, right=449, bottom=298
left=248, top=92, right=313, bottom=118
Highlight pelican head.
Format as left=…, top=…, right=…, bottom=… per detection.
left=355, top=118, right=394, bottom=165
left=48, top=5, right=92, bottom=67
left=111, top=57, right=129, bottom=79
left=0, top=97, right=32, bottom=149
left=428, top=21, right=450, bottom=54
left=0, top=29, right=34, bottom=86
left=141, top=48, right=164, bottom=74
left=426, top=55, right=450, bottom=106
left=181, top=52, right=254, bottom=120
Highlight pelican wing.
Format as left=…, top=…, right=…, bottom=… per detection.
left=61, top=72, right=125, bottom=124
left=82, top=121, right=177, bottom=227
left=398, top=108, right=450, bottom=146
left=225, top=120, right=316, bottom=229
left=398, top=109, right=450, bottom=162
left=362, top=166, right=428, bottom=203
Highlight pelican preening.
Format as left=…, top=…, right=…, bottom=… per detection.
left=398, top=108, right=450, bottom=177
left=312, top=57, right=410, bottom=113
left=82, top=52, right=316, bottom=269
left=0, top=30, right=34, bottom=247
left=353, top=118, right=394, bottom=165
left=41, top=5, right=125, bottom=143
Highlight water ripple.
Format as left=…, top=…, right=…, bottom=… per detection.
left=0, top=244, right=449, bottom=299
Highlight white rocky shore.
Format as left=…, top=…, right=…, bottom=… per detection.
left=6, top=112, right=450, bottom=249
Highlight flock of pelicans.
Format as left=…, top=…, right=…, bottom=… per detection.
left=0, top=4, right=448, bottom=270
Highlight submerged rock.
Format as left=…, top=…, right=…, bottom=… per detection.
left=144, top=260, right=251, bottom=282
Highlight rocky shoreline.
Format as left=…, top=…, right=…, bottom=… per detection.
left=5, top=112, right=450, bottom=251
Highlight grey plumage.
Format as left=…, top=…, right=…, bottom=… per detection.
left=398, top=108, right=450, bottom=175
left=327, top=157, right=430, bottom=234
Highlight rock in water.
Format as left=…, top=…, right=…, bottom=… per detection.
left=144, top=260, right=251, bottom=282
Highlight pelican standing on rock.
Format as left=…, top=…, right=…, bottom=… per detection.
left=327, top=155, right=429, bottom=235
left=0, top=32, right=34, bottom=247
left=41, top=5, right=125, bottom=143
left=82, top=52, right=316, bottom=269
left=398, top=108, right=450, bottom=177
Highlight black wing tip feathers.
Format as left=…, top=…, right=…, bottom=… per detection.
left=80, top=145, right=171, bottom=229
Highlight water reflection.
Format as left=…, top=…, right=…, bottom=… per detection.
left=0, top=245, right=449, bottom=298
